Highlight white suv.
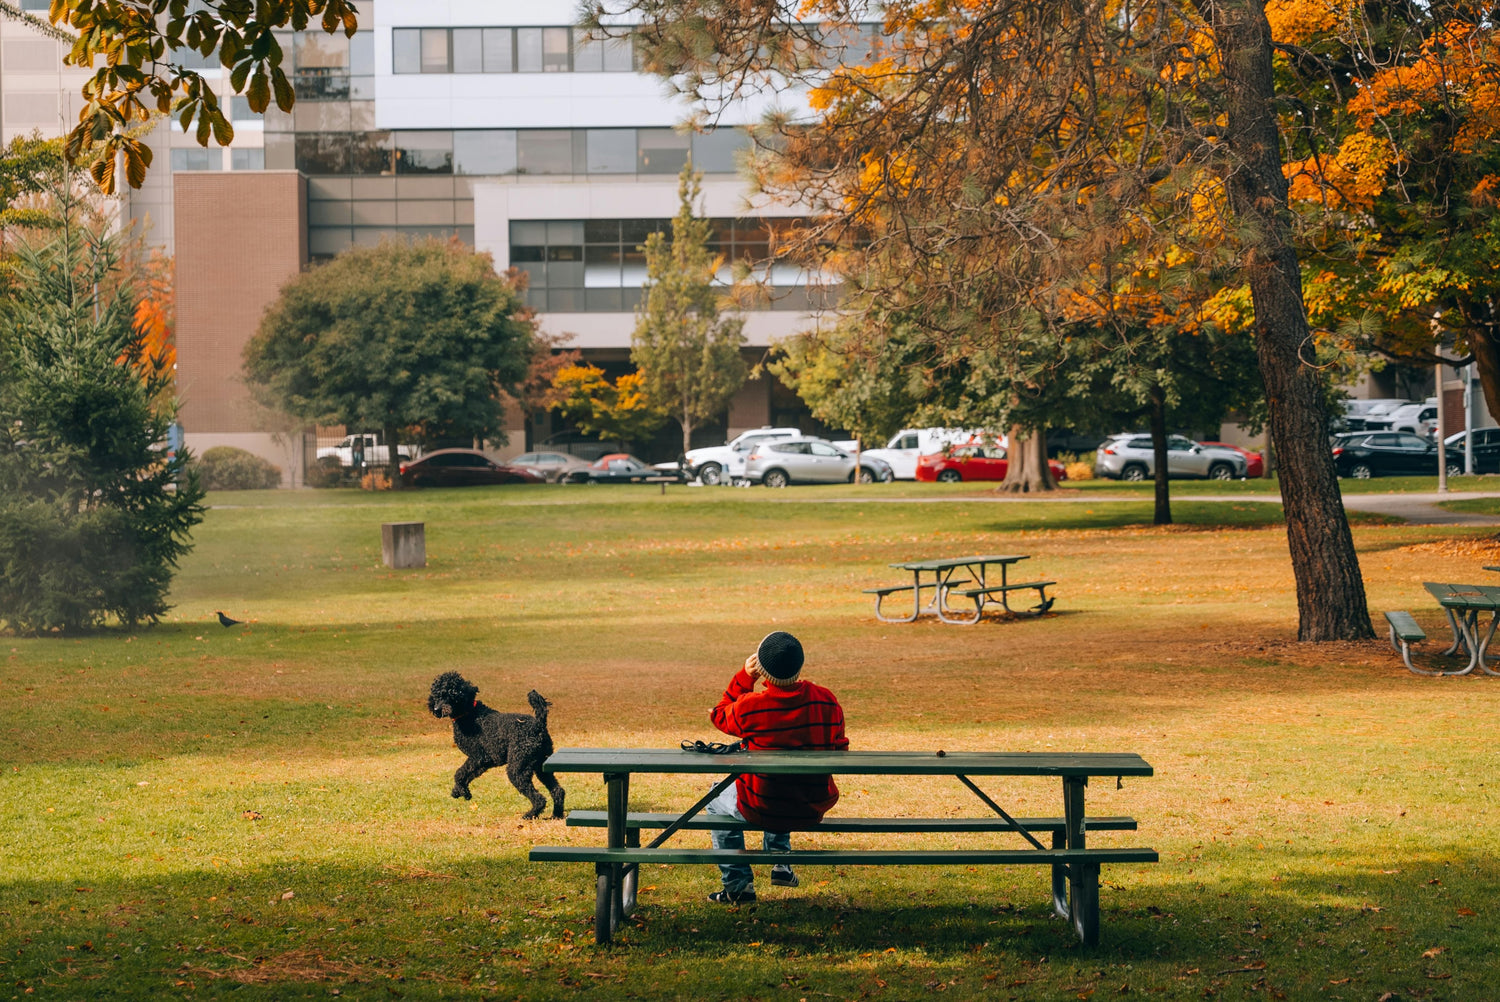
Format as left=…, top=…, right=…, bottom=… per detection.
left=683, top=427, right=802, bottom=485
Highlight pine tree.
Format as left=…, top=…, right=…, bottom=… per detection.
left=0, top=182, right=204, bottom=634
left=631, top=164, right=747, bottom=454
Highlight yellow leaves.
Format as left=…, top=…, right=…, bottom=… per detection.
left=1472, top=174, right=1500, bottom=208
left=1265, top=0, right=1357, bottom=45
left=1284, top=132, right=1393, bottom=209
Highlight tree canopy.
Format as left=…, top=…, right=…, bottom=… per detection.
left=243, top=239, right=535, bottom=478
left=597, top=0, right=1374, bottom=639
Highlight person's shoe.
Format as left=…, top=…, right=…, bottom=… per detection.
left=707, top=890, right=756, bottom=905
left=770, top=864, right=799, bottom=888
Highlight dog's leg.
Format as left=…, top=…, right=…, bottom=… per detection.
left=538, top=770, right=566, bottom=819
left=452, top=755, right=490, bottom=800
left=507, top=761, right=549, bottom=819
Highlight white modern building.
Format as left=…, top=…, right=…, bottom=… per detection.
left=157, top=0, right=837, bottom=477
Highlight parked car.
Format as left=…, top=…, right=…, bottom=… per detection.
left=681, top=427, right=802, bottom=485
left=1342, top=398, right=1410, bottom=432
left=1197, top=441, right=1265, bottom=478
left=860, top=427, right=982, bottom=480
left=508, top=450, right=592, bottom=482
left=399, top=449, right=543, bottom=487
left=742, top=437, right=893, bottom=486
left=316, top=433, right=413, bottom=468
left=1094, top=434, right=1248, bottom=480
left=1443, top=429, right=1500, bottom=474
left=1361, top=398, right=1439, bottom=437
left=1332, top=431, right=1450, bottom=478
left=914, top=441, right=1068, bottom=483
left=565, top=454, right=686, bottom=484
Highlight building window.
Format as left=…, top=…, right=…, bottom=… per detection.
left=510, top=218, right=823, bottom=312
left=393, top=27, right=634, bottom=73
left=586, top=129, right=636, bottom=174
left=392, top=28, right=421, bottom=73
left=421, top=28, right=450, bottom=72
left=637, top=129, right=690, bottom=174
left=483, top=28, right=513, bottom=72
left=171, top=147, right=221, bottom=171
left=394, top=131, right=454, bottom=174
left=452, top=28, right=484, bottom=73
left=454, top=130, right=517, bottom=175
left=231, top=148, right=265, bottom=170
left=516, top=130, right=580, bottom=175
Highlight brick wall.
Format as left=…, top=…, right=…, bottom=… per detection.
left=174, top=172, right=307, bottom=433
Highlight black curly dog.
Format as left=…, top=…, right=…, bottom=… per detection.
left=427, top=671, right=564, bottom=819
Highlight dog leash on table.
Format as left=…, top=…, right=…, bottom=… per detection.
left=680, top=739, right=745, bottom=754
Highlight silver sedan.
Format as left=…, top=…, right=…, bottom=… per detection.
left=1094, top=434, right=1247, bottom=481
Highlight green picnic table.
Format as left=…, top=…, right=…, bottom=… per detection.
left=1421, top=582, right=1500, bottom=676
left=529, top=747, right=1156, bottom=946
left=864, top=554, right=1056, bottom=624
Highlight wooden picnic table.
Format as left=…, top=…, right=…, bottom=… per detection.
left=529, top=747, right=1155, bottom=946
left=1422, top=582, right=1500, bottom=676
left=864, top=554, right=1055, bottom=624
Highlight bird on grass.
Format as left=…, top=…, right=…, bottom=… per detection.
left=216, top=611, right=243, bottom=627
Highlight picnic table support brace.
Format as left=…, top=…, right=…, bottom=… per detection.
left=954, top=775, right=1047, bottom=851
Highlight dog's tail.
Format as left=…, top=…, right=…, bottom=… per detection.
left=527, top=689, right=551, bottom=727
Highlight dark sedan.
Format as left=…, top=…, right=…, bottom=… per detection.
left=564, top=454, right=686, bottom=484
left=1332, top=432, right=1442, bottom=478
left=399, top=449, right=544, bottom=487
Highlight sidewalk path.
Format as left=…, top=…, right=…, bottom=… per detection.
left=793, top=489, right=1500, bottom=526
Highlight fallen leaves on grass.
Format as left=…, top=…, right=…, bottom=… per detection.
left=1400, top=537, right=1500, bottom=560
left=1421, top=946, right=1447, bottom=959
left=179, top=949, right=368, bottom=984
left=372, top=864, right=456, bottom=885
left=241, top=811, right=262, bottom=821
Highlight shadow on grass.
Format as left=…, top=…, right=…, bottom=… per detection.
left=3, top=847, right=1496, bottom=1001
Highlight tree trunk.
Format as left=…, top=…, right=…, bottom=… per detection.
left=384, top=422, right=401, bottom=487
left=1148, top=384, right=1172, bottom=526
left=1466, top=312, right=1500, bottom=424
left=998, top=427, right=1056, bottom=493
left=1207, top=0, right=1372, bottom=640
left=680, top=412, right=693, bottom=455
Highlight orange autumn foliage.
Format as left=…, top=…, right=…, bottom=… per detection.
left=132, top=252, right=175, bottom=373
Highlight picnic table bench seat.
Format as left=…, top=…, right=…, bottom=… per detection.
left=1385, top=610, right=1427, bottom=674
left=947, top=580, right=1057, bottom=618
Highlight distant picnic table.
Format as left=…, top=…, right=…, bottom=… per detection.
left=864, top=554, right=1055, bottom=624
left=529, top=747, right=1156, bottom=946
left=1421, top=582, right=1500, bottom=676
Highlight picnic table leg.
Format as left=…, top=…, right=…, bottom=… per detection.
left=1442, top=612, right=1484, bottom=676
left=937, top=566, right=982, bottom=624
left=1050, top=828, right=1069, bottom=920
left=622, top=829, right=640, bottom=916
left=593, top=772, right=630, bottom=944
left=1441, top=608, right=1466, bottom=656
left=1062, top=776, right=1099, bottom=945
left=1479, top=611, right=1500, bottom=676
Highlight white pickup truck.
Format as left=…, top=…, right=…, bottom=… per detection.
left=316, top=433, right=414, bottom=467
left=859, top=428, right=985, bottom=480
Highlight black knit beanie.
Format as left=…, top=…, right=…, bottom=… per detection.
left=757, top=631, right=804, bottom=686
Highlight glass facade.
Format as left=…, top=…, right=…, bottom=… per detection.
left=510, top=219, right=836, bottom=313
left=393, top=27, right=634, bottom=74
left=286, top=127, right=748, bottom=177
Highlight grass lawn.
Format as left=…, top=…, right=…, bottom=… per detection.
left=3, top=484, right=1498, bottom=1001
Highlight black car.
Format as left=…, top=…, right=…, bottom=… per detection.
left=399, top=449, right=544, bottom=487
left=1332, top=432, right=1447, bottom=478
left=1443, top=429, right=1500, bottom=474
left=564, top=454, right=686, bottom=484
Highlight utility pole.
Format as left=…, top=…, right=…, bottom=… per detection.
left=1435, top=344, right=1448, bottom=493
left=1465, top=362, right=1475, bottom=475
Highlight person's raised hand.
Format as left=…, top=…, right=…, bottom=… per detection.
left=744, top=652, right=761, bottom=682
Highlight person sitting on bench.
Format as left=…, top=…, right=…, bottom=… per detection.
left=704, top=631, right=849, bottom=904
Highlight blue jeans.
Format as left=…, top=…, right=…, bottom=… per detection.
left=705, top=780, right=791, bottom=894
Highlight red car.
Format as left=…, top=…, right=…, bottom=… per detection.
left=1197, top=441, right=1264, bottom=478
left=399, top=449, right=544, bottom=487
left=915, top=442, right=1068, bottom=483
